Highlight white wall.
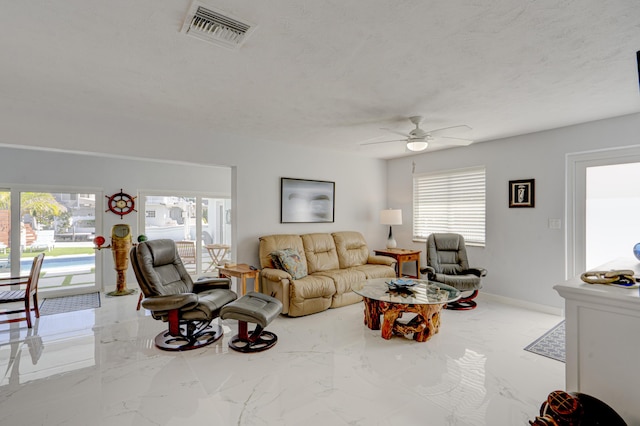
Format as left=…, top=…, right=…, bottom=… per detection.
left=0, top=116, right=388, bottom=292
left=5, top=105, right=638, bottom=306
left=387, top=112, right=640, bottom=308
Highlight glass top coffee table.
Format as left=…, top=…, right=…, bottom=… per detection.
left=353, top=278, right=461, bottom=342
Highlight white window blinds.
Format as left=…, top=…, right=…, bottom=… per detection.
left=413, top=166, right=486, bottom=246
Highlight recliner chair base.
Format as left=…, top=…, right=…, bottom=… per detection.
left=154, top=323, right=224, bottom=351
left=446, top=290, right=478, bottom=311
left=228, top=322, right=278, bottom=353
left=220, top=292, right=283, bottom=353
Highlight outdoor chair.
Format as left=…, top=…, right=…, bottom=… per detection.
left=29, top=230, right=55, bottom=252
left=420, top=233, right=487, bottom=310
left=130, top=239, right=237, bottom=351
left=175, top=240, right=197, bottom=266
left=0, top=253, right=45, bottom=328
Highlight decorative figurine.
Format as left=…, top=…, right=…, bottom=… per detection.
left=94, top=224, right=135, bottom=296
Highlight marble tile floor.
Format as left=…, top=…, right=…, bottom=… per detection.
left=0, top=294, right=564, bottom=425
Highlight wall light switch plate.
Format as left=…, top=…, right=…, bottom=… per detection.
left=548, top=219, right=562, bottom=229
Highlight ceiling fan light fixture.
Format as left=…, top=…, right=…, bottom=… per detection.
left=406, top=140, right=428, bottom=151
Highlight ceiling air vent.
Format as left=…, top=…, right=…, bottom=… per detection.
left=181, top=2, right=255, bottom=49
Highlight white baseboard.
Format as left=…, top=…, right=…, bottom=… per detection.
left=478, top=292, right=564, bottom=317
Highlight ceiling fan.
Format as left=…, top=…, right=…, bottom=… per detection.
left=360, top=116, right=473, bottom=152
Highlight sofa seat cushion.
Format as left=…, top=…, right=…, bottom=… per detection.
left=271, top=248, right=308, bottom=279
left=433, top=273, right=481, bottom=292
left=314, top=268, right=367, bottom=295
left=352, top=264, right=397, bottom=279
left=290, top=275, right=336, bottom=300
left=302, top=233, right=340, bottom=273
left=181, top=289, right=238, bottom=321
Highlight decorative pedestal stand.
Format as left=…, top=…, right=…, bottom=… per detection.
left=94, top=224, right=136, bottom=297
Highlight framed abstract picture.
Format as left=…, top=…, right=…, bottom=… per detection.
left=281, top=177, right=335, bottom=223
left=509, top=179, right=535, bottom=208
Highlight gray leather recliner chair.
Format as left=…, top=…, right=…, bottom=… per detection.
left=420, top=233, right=487, bottom=310
left=131, top=239, right=237, bottom=351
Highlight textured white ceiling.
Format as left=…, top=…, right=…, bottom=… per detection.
left=1, top=0, right=639, bottom=159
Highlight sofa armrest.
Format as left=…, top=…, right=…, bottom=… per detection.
left=465, top=268, right=487, bottom=277
left=367, top=255, right=397, bottom=267
left=261, top=267, right=292, bottom=281
left=193, top=277, right=231, bottom=293
left=260, top=268, right=292, bottom=315
left=141, top=293, right=198, bottom=312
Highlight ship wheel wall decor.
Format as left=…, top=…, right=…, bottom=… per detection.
left=106, top=189, right=137, bottom=219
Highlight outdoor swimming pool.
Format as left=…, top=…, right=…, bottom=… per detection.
left=18, top=254, right=95, bottom=273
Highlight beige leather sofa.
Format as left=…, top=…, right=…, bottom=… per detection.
left=259, top=231, right=396, bottom=317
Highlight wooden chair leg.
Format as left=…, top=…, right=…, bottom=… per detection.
left=24, top=297, right=32, bottom=328
left=33, top=294, right=40, bottom=318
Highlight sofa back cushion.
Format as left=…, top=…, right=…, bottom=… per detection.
left=259, top=234, right=307, bottom=269
left=426, top=232, right=469, bottom=275
left=132, top=239, right=194, bottom=297
left=301, top=233, right=339, bottom=273
left=331, top=231, right=370, bottom=268
left=332, top=231, right=369, bottom=268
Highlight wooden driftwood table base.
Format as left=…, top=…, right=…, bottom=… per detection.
left=362, top=298, right=444, bottom=342
left=354, top=278, right=460, bottom=342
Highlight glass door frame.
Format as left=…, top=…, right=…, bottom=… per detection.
left=5, top=184, right=103, bottom=297
left=566, top=146, right=640, bottom=279
left=138, top=190, right=232, bottom=276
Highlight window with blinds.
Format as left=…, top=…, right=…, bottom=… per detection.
left=413, top=166, right=486, bottom=246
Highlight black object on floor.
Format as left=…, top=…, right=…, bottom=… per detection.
left=530, top=390, right=627, bottom=425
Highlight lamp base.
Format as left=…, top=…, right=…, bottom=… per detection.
left=386, top=226, right=397, bottom=249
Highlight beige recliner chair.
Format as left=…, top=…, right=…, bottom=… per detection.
left=131, top=239, right=237, bottom=351
left=420, top=233, right=487, bottom=310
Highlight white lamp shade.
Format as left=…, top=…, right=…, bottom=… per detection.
left=406, top=140, right=428, bottom=151
left=380, top=209, right=402, bottom=225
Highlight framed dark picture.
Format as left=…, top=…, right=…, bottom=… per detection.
left=281, top=178, right=335, bottom=223
left=509, top=179, right=535, bottom=208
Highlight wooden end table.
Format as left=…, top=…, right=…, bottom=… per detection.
left=374, top=248, right=421, bottom=278
left=218, top=263, right=260, bottom=296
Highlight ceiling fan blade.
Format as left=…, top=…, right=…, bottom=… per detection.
left=360, top=139, right=406, bottom=146
left=428, top=125, right=472, bottom=137
left=380, top=127, right=411, bottom=138
left=431, top=136, right=474, bottom=146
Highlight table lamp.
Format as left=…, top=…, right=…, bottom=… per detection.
left=380, top=209, right=402, bottom=249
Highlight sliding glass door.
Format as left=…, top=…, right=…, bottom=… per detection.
left=140, top=193, right=231, bottom=275
left=0, top=190, right=10, bottom=279
left=585, top=162, right=640, bottom=269
left=0, top=188, right=100, bottom=296
left=567, top=146, right=640, bottom=277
